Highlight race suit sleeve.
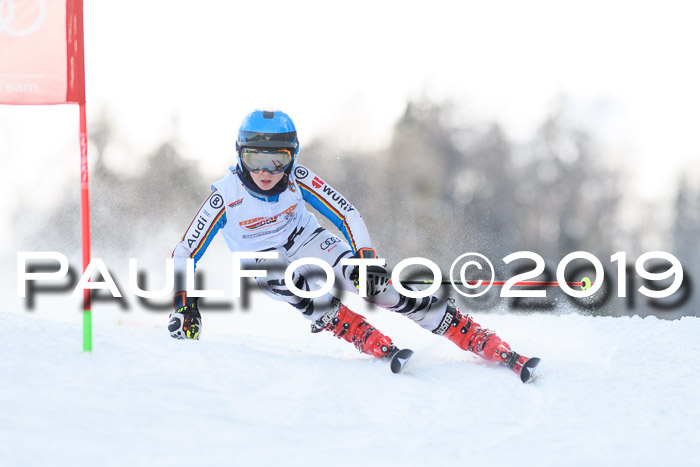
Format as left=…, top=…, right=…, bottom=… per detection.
left=295, top=166, right=372, bottom=253
left=172, top=189, right=227, bottom=307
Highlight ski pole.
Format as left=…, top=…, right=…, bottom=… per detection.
left=392, top=278, right=593, bottom=289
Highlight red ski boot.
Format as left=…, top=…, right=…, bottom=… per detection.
left=312, top=299, right=414, bottom=373
left=434, top=299, right=540, bottom=383
left=312, top=299, right=396, bottom=358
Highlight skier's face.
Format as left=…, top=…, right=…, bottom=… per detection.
left=250, top=170, right=285, bottom=190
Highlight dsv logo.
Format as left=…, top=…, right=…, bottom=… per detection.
left=0, top=0, right=47, bottom=37
left=320, top=237, right=341, bottom=250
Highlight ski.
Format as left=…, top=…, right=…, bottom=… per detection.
left=518, top=357, right=541, bottom=383
left=389, top=348, right=414, bottom=373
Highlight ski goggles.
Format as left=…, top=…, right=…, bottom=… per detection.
left=240, top=148, right=293, bottom=174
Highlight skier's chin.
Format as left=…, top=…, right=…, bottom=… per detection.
left=250, top=171, right=284, bottom=191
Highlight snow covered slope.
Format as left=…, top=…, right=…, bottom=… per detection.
left=1, top=301, right=698, bottom=467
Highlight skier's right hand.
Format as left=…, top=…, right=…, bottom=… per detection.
left=168, top=297, right=202, bottom=340
left=349, top=248, right=390, bottom=296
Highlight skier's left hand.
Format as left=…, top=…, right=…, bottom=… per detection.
left=349, top=248, right=390, bottom=296
left=168, top=297, right=202, bottom=340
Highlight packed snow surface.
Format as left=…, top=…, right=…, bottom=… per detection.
left=2, top=297, right=698, bottom=467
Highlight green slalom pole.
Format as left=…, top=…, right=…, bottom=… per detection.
left=83, top=307, right=92, bottom=351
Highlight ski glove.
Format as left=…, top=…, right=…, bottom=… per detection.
left=168, top=297, right=202, bottom=340
left=348, top=247, right=389, bottom=296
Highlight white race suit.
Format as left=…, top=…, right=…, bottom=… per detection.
left=172, top=164, right=447, bottom=331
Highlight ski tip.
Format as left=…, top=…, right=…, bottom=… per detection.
left=520, top=357, right=541, bottom=383
left=390, top=348, right=414, bottom=374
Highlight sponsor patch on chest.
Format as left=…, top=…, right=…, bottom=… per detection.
left=239, top=204, right=298, bottom=231
left=228, top=198, right=244, bottom=208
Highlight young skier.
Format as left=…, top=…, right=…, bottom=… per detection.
left=168, top=108, right=540, bottom=382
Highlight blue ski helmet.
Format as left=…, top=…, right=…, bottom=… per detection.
left=236, top=109, right=299, bottom=173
